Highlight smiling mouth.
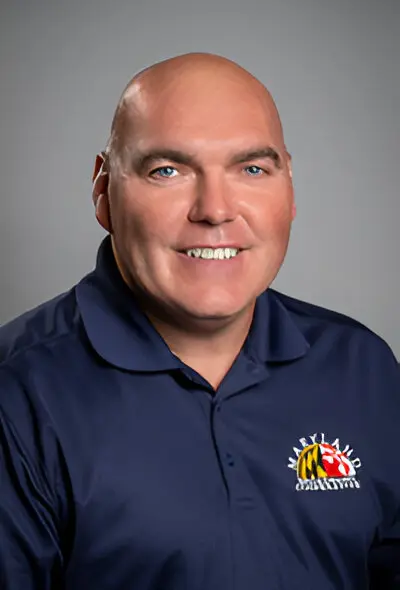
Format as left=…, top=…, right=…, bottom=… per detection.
left=182, top=247, right=241, bottom=260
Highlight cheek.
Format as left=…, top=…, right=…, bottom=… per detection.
left=251, top=195, right=294, bottom=242
left=238, top=175, right=294, bottom=234
left=110, top=182, right=185, bottom=247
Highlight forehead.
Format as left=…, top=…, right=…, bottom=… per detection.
left=120, top=74, right=282, bottom=154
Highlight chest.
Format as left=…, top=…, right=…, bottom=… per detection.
left=53, top=369, right=391, bottom=589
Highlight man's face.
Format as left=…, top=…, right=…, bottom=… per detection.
left=102, top=72, right=295, bottom=325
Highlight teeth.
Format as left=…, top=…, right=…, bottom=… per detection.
left=185, top=247, right=239, bottom=260
left=202, top=248, right=214, bottom=259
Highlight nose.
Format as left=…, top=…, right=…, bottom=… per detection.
left=188, top=172, right=237, bottom=225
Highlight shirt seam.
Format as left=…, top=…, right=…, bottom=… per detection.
left=0, top=325, right=81, bottom=370
left=0, top=390, right=56, bottom=510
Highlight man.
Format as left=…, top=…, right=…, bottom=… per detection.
left=0, top=53, right=399, bottom=589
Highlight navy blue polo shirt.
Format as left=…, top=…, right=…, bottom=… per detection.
left=1, top=236, right=399, bottom=590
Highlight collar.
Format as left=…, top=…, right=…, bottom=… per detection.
left=244, top=287, right=310, bottom=363
left=76, top=237, right=309, bottom=371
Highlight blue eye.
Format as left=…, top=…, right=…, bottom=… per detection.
left=151, top=166, right=177, bottom=178
left=245, top=165, right=263, bottom=176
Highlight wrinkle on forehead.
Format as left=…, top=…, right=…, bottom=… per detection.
left=107, top=53, right=285, bottom=165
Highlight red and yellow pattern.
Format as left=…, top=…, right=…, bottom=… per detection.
left=297, top=443, right=356, bottom=480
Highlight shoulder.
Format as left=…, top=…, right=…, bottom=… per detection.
left=270, top=288, right=368, bottom=329
left=0, top=287, right=91, bottom=435
left=0, top=288, right=82, bottom=370
left=269, top=288, right=398, bottom=364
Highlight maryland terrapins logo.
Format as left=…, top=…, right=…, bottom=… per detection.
left=288, top=433, right=361, bottom=491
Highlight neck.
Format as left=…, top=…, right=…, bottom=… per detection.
left=146, top=305, right=255, bottom=390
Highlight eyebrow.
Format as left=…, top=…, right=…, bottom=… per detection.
left=230, top=147, right=282, bottom=169
left=131, top=145, right=282, bottom=172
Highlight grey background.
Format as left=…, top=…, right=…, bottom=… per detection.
left=1, top=0, right=399, bottom=357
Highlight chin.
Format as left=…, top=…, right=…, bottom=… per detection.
left=178, top=296, right=253, bottom=323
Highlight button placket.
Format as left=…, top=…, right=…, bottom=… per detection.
left=212, top=401, right=237, bottom=484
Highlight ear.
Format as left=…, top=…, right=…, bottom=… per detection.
left=285, top=151, right=293, bottom=179
left=286, top=153, right=296, bottom=220
left=92, top=152, right=112, bottom=233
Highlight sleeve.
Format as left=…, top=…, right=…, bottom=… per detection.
left=0, top=371, right=65, bottom=589
left=369, top=519, right=400, bottom=590
left=368, top=360, right=400, bottom=589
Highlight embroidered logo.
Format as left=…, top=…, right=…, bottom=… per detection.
left=288, top=433, right=362, bottom=491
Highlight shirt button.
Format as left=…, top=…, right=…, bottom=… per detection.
left=226, top=453, right=235, bottom=467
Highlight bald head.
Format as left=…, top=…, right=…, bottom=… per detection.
left=106, top=53, right=286, bottom=169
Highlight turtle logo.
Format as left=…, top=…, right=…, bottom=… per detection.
left=288, top=433, right=362, bottom=491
